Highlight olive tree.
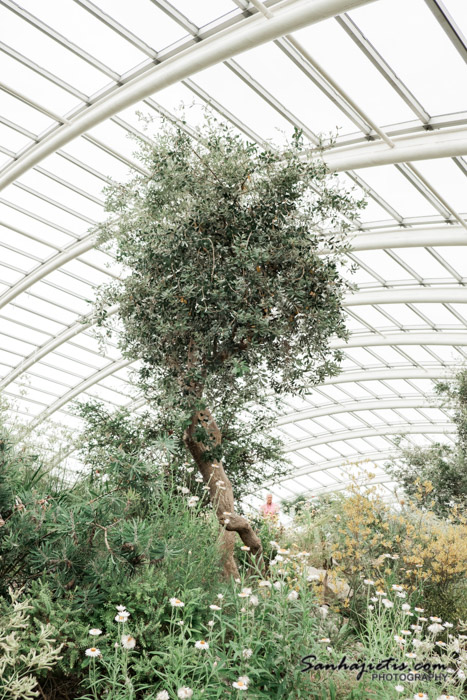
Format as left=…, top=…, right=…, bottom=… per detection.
left=94, top=119, right=363, bottom=576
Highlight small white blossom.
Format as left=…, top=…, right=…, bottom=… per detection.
left=242, top=648, right=253, bottom=659
left=177, top=688, right=193, bottom=699
left=156, top=692, right=170, bottom=700
left=114, top=612, right=130, bottom=623
left=259, top=580, right=271, bottom=588
left=395, top=686, right=404, bottom=693
left=249, top=595, right=259, bottom=606
left=382, top=599, right=394, bottom=609
left=170, top=598, right=184, bottom=608
left=121, top=634, right=136, bottom=649
left=209, top=604, right=221, bottom=611
left=195, top=640, right=209, bottom=650
left=287, top=590, right=299, bottom=601
left=89, top=628, right=102, bottom=636
left=402, top=604, right=411, bottom=611
left=116, top=605, right=127, bottom=612
left=427, top=623, right=444, bottom=634
left=85, top=647, right=101, bottom=657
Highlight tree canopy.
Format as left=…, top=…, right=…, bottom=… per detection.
left=94, top=117, right=364, bottom=574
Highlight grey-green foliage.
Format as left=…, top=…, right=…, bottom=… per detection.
left=94, top=117, right=364, bottom=437
left=386, top=367, right=467, bottom=517
left=74, top=397, right=289, bottom=502
left=0, top=587, right=63, bottom=700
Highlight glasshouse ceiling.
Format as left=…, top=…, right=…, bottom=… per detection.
left=1, top=0, right=467, bottom=509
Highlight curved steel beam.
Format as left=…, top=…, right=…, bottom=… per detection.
left=349, top=226, right=467, bottom=251
left=331, top=332, right=467, bottom=349
left=343, top=287, right=467, bottom=306
left=268, top=450, right=397, bottom=486
left=276, top=397, right=439, bottom=426
left=27, top=357, right=132, bottom=431
left=300, top=473, right=396, bottom=497
left=323, top=124, right=467, bottom=172
left=0, top=305, right=119, bottom=392
left=322, top=367, right=449, bottom=385
left=283, top=422, right=455, bottom=452
left=0, top=0, right=375, bottom=191
left=0, top=233, right=97, bottom=312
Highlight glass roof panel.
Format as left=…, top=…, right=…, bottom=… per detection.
left=442, top=0, right=467, bottom=34
left=16, top=0, right=148, bottom=75
left=413, top=158, right=467, bottom=214
left=0, top=121, right=34, bottom=153
left=91, top=0, right=189, bottom=50
left=350, top=0, right=467, bottom=114
left=234, top=42, right=356, bottom=137
left=168, top=0, right=237, bottom=27
left=351, top=250, right=416, bottom=281
left=0, top=5, right=110, bottom=95
left=293, top=17, right=416, bottom=127
left=353, top=165, right=440, bottom=218
left=0, top=51, right=82, bottom=115
left=191, top=63, right=297, bottom=144
left=1, top=185, right=89, bottom=234
left=0, top=89, right=56, bottom=135
left=62, top=137, right=135, bottom=182
left=17, top=171, right=106, bottom=222
left=0, top=202, right=76, bottom=248
left=392, top=248, right=457, bottom=280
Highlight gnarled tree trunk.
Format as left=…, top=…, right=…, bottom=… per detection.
left=183, top=404, right=262, bottom=578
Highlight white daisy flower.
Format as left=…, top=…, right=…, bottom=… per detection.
left=443, top=622, right=453, bottom=628
left=402, top=604, right=411, bottom=611
left=121, top=634, right=136, bottom=649
left=392, top=584, right=404, bottom=592
left=195, top=640, right=209, bottom=650
left=114, top=612, right=130, bottom=623
left=89, top=628, right=102, bottom=636
left=207, top=620, right=214, bottom=627
left=395, top=684, right=404, bottom=692
left=217, top=594, right=224, bottom=600
left=368, top=604, right=374, bottom=611
left=170, top=598, right=184, bottom=608
left=382, top=599, right=394, bottom=608
left=318, top=638, right=331, bottom=643
left=427, top=623, right=444, bottom=634
left=405, top=652, right=417, bottom=659
left=363, top=579, right=375, bottom=585
left=177, top=688, right=193, bottom=699
left=156, top=691, right=169, bottom=700
left=116, top=605, right=127, bottom=612
left=242, top=648, right=253, bottom=659
left=430, top=616, right=443, bottom=622
left=414, top=607, right=424, bottom=612
left=180, top=487, right=190, bottom=495
left=249, top=595, right=259, bottom=606
left=401, top=630, right=411, bottom=636
left=240, top=546, right=250, bottom=551
left=232, top=680, right=249, bottom=690
left=375, top=590, right=385, bottom=596
left=85, top=647, right=101, bottom=657
left=209, top=604, right=222, bottom=611
left=259, top=580, right=271, bottom=587
left=287, top=590, right=299, bottom=601
left=394, top=635, right=406, bottom=644
left=273, top=581, right=282, bottom=590
left=413, top=694, right=428, bottom=700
